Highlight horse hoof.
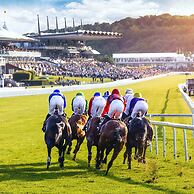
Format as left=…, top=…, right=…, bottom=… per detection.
left=96, top=165, right=100, bottom=170
left=138, top=158, right=145, bottom=163
left=60, top=164, right=64, bottom=169
left=134, top=156, right=138, bottom=160
left=58, top=157, right=64, bottom=164
left=142, top=159, right=146, bottom=164
left=46, top=161, right=51, bottom=169
left=102, top=160, right=107, bottom=164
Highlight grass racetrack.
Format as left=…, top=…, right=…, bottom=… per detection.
left=0, top=74, right=194, bottom=194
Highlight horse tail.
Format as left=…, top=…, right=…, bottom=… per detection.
left=136, top=110, right=142, bottom=118
left=113, top=128, right=122, bottom=143
left=55, top=124, right=63, bottom=145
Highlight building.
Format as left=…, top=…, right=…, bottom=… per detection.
left=113, top=53, right=187, bottom=66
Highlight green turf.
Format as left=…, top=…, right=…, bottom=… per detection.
left=0, top=74, right=194, bottom=194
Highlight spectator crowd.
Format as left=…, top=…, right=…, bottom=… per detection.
left=10, top=57, right=172, bottom=81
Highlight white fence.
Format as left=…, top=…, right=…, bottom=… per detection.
left=0, top=72, right=177, bottom=98
left=178, top=83, right=194, bottom=137
left=149, top=119, right=194, bottom=161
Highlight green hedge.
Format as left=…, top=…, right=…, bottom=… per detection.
left=13, top=71, right=31, bottom=82
left=27, top=70, right=36, bottom=80
left=23, top=80, right=49, bottom=86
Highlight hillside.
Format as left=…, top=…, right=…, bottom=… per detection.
left=82, top=14, right=194, bottom=54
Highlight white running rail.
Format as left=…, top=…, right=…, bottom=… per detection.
left=150, top=120, right=194, bottom=161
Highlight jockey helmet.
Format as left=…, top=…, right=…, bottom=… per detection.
left=134, top=92, right=142, bottom=98
left=53, top=89, right=60, bottom=93
left=111, top=88, right=120, bottom=95
left=76, top=92, right=84, bottom=96
left=125, top=88, right=133, bottom=94
left=103, top=91, right=109, bottom=97
left=94, top=92, right=101, bottom=97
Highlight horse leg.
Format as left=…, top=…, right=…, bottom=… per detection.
left=96, top=147, right=101, bottom=169
left=127, top=147, right=132, bottom=169
left=66, top=140, right=72, bottom=154
left=134, top=146, right=138, bottom=160
left=123, top=146, right=128, bottom=164
left=73, top=137, right=85, bottom=161
left=99, top=147, right=105, bottom=165
left=87, top=141, right=92, bottom=168
left=136, top=146, right=144, bottom=163
left=57, top=144, right=65, bottom=169
left=46, top=146, right=51, bottom=169
left=105, top=144, right=123, bottom=175
left=139, top=145, right=147, bottom=164
left=103, top=146, right=113, bottom=164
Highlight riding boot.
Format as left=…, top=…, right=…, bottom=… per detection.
left=62, top=112, right=67, bottom=118
left=42, top=113, right=51, bottom=132
left=121, top=112, right=128, bottom=121
left=128, top=116, right=132, bottom=122
left=97, top=115, right=110, bottom=133
left=83, top=116, right=91, bottom=132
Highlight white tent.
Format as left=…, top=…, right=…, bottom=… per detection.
left=0, top=27, right=35, bottom=42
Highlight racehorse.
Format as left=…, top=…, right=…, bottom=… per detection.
left=96, top=119, right=128, bottom=175
left=86, top=117, right=101, bottom=167
left=123, top=112, right=153, bottom=169
left=67, top=114, right=88, bottom=160
left=44, top=114, right=72, bottom=169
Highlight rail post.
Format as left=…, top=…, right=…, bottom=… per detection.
left=163, top=127, right=166, bottom=158
left=154, top=125, right=158, bottom=155
left=192, top=112, right=194, bottom=137
left=149, top=114, right=152, bottom=152
left=173, top=128, right=177, bottom=159
left=183, top=129, right=189, bottom=161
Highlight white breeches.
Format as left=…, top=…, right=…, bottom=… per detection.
left=131, top=100, right=148, bottom=118
left=108, top=99, right=124, bottom=119
left=49, top=96, right=64, bottom=115
left=91, top=96, right=106, bottom=117
left=73, top=96, right=86, bottom=115
left=124, top=96, right=134, bottom=115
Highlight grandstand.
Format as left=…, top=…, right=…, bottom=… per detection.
left=24, top=16, right=122, bottom=58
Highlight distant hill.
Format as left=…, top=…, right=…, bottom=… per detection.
left=80, top=14, right=194, bottom=55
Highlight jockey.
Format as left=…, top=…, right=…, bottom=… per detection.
left=42, top=89, right=66, bottom=132
left=122, top=89, right=134, bottom=120
left=72, top=92, right=87, bottom=115
left=123, top=88, right=134, bottom=102
left=124, top=92, right=148, bottom=120
left=83, top=92, right=106, bottom=132
left=103, top=91, right=110, bottom=101
left=99, top=88, right=125, bottom=130
left=88, top=92, right=106, bottom=118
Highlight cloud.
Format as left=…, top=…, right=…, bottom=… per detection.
left=1, top=0, right=194, bottom=34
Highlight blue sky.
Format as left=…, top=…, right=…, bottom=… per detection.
left=0, top=0, right=81, bottom=7
left=0, top=0, right=194, bottom=34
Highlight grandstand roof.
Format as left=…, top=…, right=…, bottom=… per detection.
left=26, top=30, right=122, bottom=41
left=113, top=53, right=184, bottom=58
left=0, top=27, right=35, bottom=42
